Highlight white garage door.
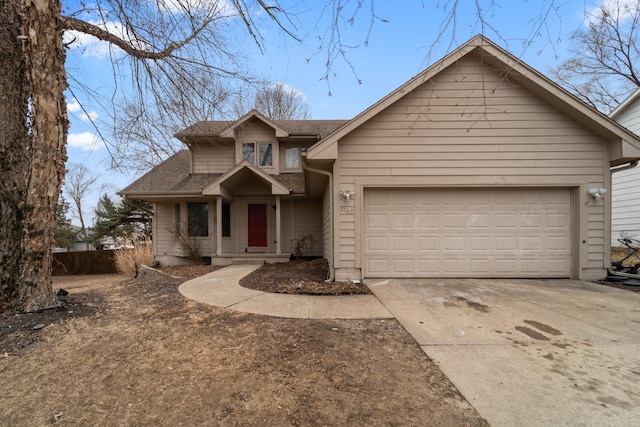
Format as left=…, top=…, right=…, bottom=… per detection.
left=363, top=188, right=572, bottom=278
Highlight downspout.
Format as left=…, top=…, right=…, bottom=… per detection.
left=301, top=152, right=335, bottom=282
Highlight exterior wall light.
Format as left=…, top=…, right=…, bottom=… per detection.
left=339, top=190, right=355, bottom=201
left=587, top=188, right=608, bottom=199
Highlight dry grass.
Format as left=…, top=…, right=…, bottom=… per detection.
left=113, top=238, right=153, bottom=277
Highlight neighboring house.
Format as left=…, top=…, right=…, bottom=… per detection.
left=120, top=35, right=640, bottom=281
left=54, top=225, right=93, bottom=252
left=610, top=88, right=640, bottom=246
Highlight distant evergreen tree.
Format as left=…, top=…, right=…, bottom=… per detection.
left=89, top=195, right=152, bottom=245
left=55, top=197, right=77, bottom=251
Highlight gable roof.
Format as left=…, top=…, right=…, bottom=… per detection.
left=611, top=88, right=640, bottom=119
left=118, top=150, right=306, bottom=199
left=219, top=109, right=290, bottom=138
left=175, top=110, right=348, bottom=142
left=202, top=160, right=291, bottom=199
left=306, top=34, right=640, bottom=163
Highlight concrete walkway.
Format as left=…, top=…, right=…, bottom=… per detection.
left=178, top=264, right=393, bottom=319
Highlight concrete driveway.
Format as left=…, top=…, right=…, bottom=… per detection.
left=367, top=278, right=640, bottom=426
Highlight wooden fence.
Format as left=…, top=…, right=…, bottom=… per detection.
left=53, top=250, right=118, bottom=276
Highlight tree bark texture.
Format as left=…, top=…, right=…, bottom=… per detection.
left=0, top=0, right=30, bottom=311
left=0, top=0, right=68, bottom=312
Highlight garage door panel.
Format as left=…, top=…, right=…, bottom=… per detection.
left=495, top=214, right=517, bottom=228
left=520, top=236, right=542, bottom=251
left=418, top=214, right=439, bottom=228
left=443, top=259, right=465, bottom=274
left=468, top=259, right=492, bottom=274
left=469, top=214, right=491, bottom=228
left=495, top=259, right=518, bottom=274
left=469, top=236, right=491, bottom=251
left=444, top=214, right=465, bottom=228
left=366, top=214, right=388, bottom=229
left=364, top=188, right=571, bottom=278
left=495, top=236, right=517, bottom=251
left=366, top=236, right=389, bottom=251
left=392, top=236, right=414, bottom=251
left=392, top=214, right=414, bottom=229
left=366, top=259, right=389, bottom=274
left=443, top=236, right=465, bottom=251
left=418, top=237, right=439, bottom=251
left=521, top=214, right=542, bottom=228
left=392, top=259, right=414, bottom=273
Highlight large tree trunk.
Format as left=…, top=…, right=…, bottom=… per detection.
left=0, top=0, right=68, bottom=312
left=0, top=0, right=30, bottom=311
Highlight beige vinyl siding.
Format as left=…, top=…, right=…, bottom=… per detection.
left=155, top=202, right=176, bottom=257
left=615, top=100, right=640, bottom=131
left=192, top=142, right=234, bottom=173
left=334, top=55, right=610, bottom=279
left=281, top=198, right=324, bottom=256
left=612, top=168, right=640, bottom=243
left=234, top=119, right=279, bottom=173
left=612, top=99, right=640, bottom=244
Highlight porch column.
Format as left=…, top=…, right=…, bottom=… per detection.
left=275, top=195, right=281, bottom=255
left=216, top=196, right=222, bottom=257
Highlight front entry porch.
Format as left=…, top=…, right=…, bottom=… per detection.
left=203, top=161, right=294, bottom=265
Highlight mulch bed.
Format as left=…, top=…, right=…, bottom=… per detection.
left=239, top=258, right=371, bottom=295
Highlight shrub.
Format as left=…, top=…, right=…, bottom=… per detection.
left=169, top=224, right=203, bottom=265
left=113, top=237, right=153, bottom=277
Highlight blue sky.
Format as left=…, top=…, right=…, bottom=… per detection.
left=63, top=0, right=600, bottom=225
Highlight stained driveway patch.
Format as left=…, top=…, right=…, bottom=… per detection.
left=368, top=278, right=640, bottom=427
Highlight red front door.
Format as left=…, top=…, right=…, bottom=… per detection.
left=248, top=204, right=268, bottom=247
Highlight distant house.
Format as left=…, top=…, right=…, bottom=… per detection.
left=120, top=35, right=640, bottom=281
left=53, top=225, right=93, bottom=253
left=610, top=88, right=640, bottom=246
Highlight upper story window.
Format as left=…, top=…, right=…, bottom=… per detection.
left=284, top=147, right=300, bottom=169
left=283, top=146, right=307, bottom=170
left=242, top=142, right=272, bottom=167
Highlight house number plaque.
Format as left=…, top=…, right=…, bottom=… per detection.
left=340, top=207, right=354, bottom=215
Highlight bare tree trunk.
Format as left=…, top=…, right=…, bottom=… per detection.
left=0, top=0, right=29, bottom=311
left=0, top=0, right=67, bottom=312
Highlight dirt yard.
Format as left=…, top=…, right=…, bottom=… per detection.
left=0, top=262, right=487, bottom=426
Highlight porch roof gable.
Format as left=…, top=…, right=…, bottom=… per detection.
left=202, top=160, right=291, bottom=198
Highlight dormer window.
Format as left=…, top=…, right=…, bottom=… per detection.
left=242, top=142, right=273, bottom=167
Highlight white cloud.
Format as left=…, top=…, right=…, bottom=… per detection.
left=274, top=82, right=308, bottom=101
left=67, top=100, right=98, bottom=121
left=586, top=0, right=638, bottom=24
left=67, top=132, right=105, bottom=151
left=67, top=100, right=82, bottom=113
left=80, top=111, right=99, bottom=121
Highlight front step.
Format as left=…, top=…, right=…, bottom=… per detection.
left=211, top=253, right=292, bottom=266
left=230, top=258, right=265, bottom=265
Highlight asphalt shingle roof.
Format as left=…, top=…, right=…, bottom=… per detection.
left=119, top=150, right=306, bottom=196
left=176, top=119, right=348, bottom=140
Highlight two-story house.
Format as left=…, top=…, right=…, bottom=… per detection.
left=120, top=35, right=640, bottom=282
left=119, top=109, right=347, bottom=267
